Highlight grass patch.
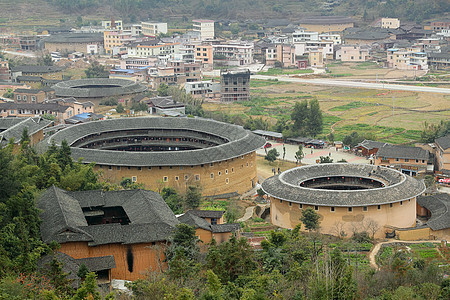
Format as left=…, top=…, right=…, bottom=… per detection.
left=349, top=62, right=381, bottom=70
left=330, top=101, right=375, bottom=111
left=330, top=73, right=354, bottom=77
left=258, top=68, right=313, bottom=76
left=367, top=111, right=378, bottom=116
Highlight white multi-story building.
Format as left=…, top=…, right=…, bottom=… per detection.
left=184, top=80, right=221, bottom=99
left=141, top=22, right=168, bottom=37
left=292, top=29, right=319, bottom=43
left=193, top=19, right=215, bottom=41
left=102, top=20, right=123, bottom=30
left=127, top=41, right=180, bottom=58
left=387, top=48, right=428, bottom=70
left=381, top=18, right=400, bottom=29
left=318, top=33, right=341, bottom=45
left=213, top=42, right=254, bottom=65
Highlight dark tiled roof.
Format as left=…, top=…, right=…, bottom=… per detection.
left=52, top=78, right=147, bottom=98
left=376, top=145, right=429, bottom=160
left=187, top=210, right=225, bottom=219
left=262, top=164, right=425, bottom=207
left=0, top=102, right=71, bottom=113
left=11, top=65, right=63, bottom=73
left=37, top=252, right=82, bottom=288
left=47, top=117, right=266, bottom=167
left=14, top=88, right=44, bottom=94
left=300, top=16, right=354, bottom=25
left=178, top=212, right=212, bottom=231
left=44, top=33, right=104, bottom=44
left=211, top=223, right=240, bottom=233
left=0, top=117, right=52, bottom=145
left=144, top=96, right=185, bottom=109
left=16, top=76, right=43, bottom=82
left=417, top=193, right=450, bottom=231
left=38, top=187, right=179, bottom=245
left=356, top=140, right=388, bottom=150
left=435, top=135, right=450, bottom=150
left=75, top=255, right=116, bottom=272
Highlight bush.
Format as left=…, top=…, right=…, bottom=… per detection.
left=352, top=232, right=371, bottom=243
left=100, top=98, right=118, bottom=106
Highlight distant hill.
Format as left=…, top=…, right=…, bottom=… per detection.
left=1, top=0, right=449, bottom=30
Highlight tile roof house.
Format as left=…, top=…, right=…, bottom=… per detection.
left=38, top=187, right=180, bottom=280
left=0, top=117, right=52, bottom=151
left=178, top=210, right=240, bottom=245
left=375, top=145, right=430, bottom=175
left=435, top=134, right=450, bottom=171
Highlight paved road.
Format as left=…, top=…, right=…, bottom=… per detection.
left=3, top=50, right=37, bottom=58
left=252, top=75, right=450, bottom=94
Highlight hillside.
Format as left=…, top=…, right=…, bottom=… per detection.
left=0, top=0, right=448, bottom=31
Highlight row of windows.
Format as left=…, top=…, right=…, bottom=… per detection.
left=16, top=95, right=37, bottom=101
left=282, top=200, right=409, bottom=211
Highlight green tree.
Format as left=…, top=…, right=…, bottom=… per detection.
left=116, top=103, right=125, bottom=113
left=307, top=99, right=323, bottom=137
left=295, top=145, right=304, bottom=164
left=157, top=83, right=169, bottom=96
left=319, top=156, right=333, bottom=163
left=84, top=61, right=109, bottom=78
left=185, top=185, right=202, bottom=209
left=38, top=54, right=54, bottom=66
left=76, top=263, right=89, bottom=280
left=71, top=272, right=101, bottom=300
left=2, top=88, right=13, bottom=99
left=300, top=208, right=320, bottom=232
left=265, top=148, right=279, bottom=163
left=291, top=100, right=309, bottom=135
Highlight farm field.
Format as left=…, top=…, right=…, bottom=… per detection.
left=203, top=79, right=450, bottom=144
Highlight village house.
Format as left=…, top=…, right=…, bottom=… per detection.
left=119, top=57, right=158, bottom=69
left=142, top=96, right=186, bottom=116
left=0, top=59, right=11, bottom=81
left=11, top=65, right=64, bottom=82
left=195, top=44, right=214, bottom=69
left=104, top=29, right=135, bottom=55
left=44, top=33, right=104, bottom=55
left=308, top=50, right=324, bottom=67
left=13, top=88, right=48, bottom=103
left=386, top=47, right=428, bottom=70
left=299, top=16, right=354, bottom=33
left=0, top=117, right=52, bottom=151
left=178, top=210, right=240, bottom=245
left=127, top=41, right=180, bottom=58
left=335, top=45, right=370, bottom=62
left=37, top=187, right=180, bottom=281
left=102, top=19, right=123, bottom=30
left=434, top=134, right=450, bottom=172
left=381, top=18, right=401, bottom=29
left=265, top=44, right=296, bottom=67
left=375, top=145, right=430, bottom=176
left=167, top=60, right=202, bottom=82
left=355, top=140, right=388, bottom=157
left=109, top=68, right=148, bottom=82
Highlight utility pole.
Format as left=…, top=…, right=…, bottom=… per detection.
left=392, top=95, right=395, bottom=117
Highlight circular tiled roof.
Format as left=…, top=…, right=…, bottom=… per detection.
left=262, top=164, right=425, bottom=207
left=52, top=78, right=147, bottom=98
left=48, top=117, right=266, bottom=167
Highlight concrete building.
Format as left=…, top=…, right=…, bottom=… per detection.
left=430, top=20, right=450, bottom=31
left=104, top=30, right=135, bottom=55
left=11, top=66, right=64, bottom=82
left=336, top=45, right=370, bottom=62
left=265, top=44, right=296, bottom=67
left=381, top=18, right=400, bottom=29
left=319, top=33, right=341, bottom=44
left=262, top=164, right=425, bottom=239
left=127, top=41, right=180, bottom=58
left=0, top=59, right=11, bottom=81
left=141, top=22, right=168, bottom=37
left=213, top=42, right=254, bottom=66
left=102, top=20, right=123, bottom=30
left=386, top=48, right=428, bottom=70
left=167, top=60, right=202, bottom=82
left=47, top=117, right=265, bottom=196
left=193, top=19, right=215, bottom=41
left=309, top=50, right=324, bottom=67
left=184, top=80, right=221, bottom=100
left=195, top=44, right=214, bottom=69
left=119, top=57, right=158, bottom=69
left=220, top=69, right=250, bottom=102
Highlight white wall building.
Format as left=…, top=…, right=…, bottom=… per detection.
left=141, top=22, right=168, bottom=37
left=193, top=19, right=215, bottom=41
left=213, top=42, right=254, bottom=65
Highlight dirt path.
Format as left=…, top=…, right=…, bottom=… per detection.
left=369, top=239, right=438, bottom=270
left=237, top=206, right=255, bottom=222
